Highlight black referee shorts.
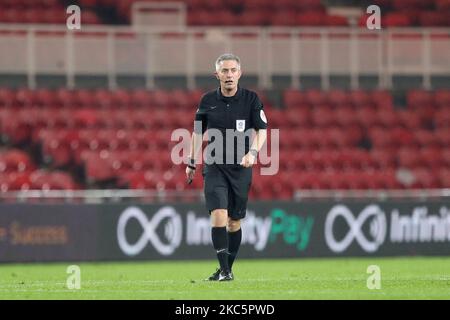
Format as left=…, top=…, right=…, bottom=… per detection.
left=203, top=164, right=252, bottom=220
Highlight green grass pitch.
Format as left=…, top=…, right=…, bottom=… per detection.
left=1, top=257, right=449, bottom=299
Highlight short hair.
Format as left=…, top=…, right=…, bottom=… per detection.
left=215, top=53, right=241, bottom=71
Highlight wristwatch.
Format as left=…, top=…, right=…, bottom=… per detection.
left=187, top=157, right=196, bottom=170
left=249, top=149, right=258, bottom=157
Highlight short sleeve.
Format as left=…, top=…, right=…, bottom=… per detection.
left=251, top=94, right=268, bottom=130
left=194, top=96, right=208, bottom=134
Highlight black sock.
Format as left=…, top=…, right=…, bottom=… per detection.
left=211, top=227, right=229, bottom=272
left=228, top=228, right=242, bottom=270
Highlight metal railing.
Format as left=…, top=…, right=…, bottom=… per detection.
left=131, top=1, right=187, bottom=27
left=0, top=188, right=449, bottom=204
left=0, top=24, right=449, bottom=90
left=294, top=188, right=450, bottom=202
left=0, top=189, right=204, bottom=204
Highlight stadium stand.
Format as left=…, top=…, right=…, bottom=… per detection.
left=0, top=0, right=101, bottom=24
left=0, top=0, right=449, bottom=26
left=0, top=0, right=448, bottom=200
left=0, top=88, right=449, bottom=199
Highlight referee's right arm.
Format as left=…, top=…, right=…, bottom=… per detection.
left=188, top=131, right=203, bottom=164
left=186, top=102, right=207, bottom=183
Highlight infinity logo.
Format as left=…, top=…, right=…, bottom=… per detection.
left=117, top=206, right=182, bottom=256
left=325, top=205, right=387, bottom=253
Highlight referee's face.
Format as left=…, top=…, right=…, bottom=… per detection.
left=215, top=60, right=241, bottom=93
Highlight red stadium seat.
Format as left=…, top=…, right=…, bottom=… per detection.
left=412, top=167, right=440, bottom=189
left=434, top=90, right=450, bottom=108
left=270, top=11, right=297, bottom=26
left=30, top=170, right=78, bottom=190
left=414, top=130, right=439, bottom=148
left=24, top=8, right=47, bottom=23
left=328, top=90, right=350, bottom=106
left=357, top=107, right=380, bottom=128
left=0, top=149, right=35, bottom=173
left=370, top=149, right=396, bottom=169
left=241, top=10, right=270, bottom=26
left=43, top=8, right=67, bottom=24
left=369, top=127, right=394, bottom=148
left=434, top=109, right=450, bottom=128
left=435, top=128, right=450, bottom=147
left=398, top=110, right=423, bottom=130
left=16, top=88, right=38, bottom=107
left=243, top=0, right=272, bottom=10
left=285, top=109, right=311, bottom=128
left=77, top=90, right=97, bottom=107
left=56, top=88, right=78, bottom=107
left=392, top=0, right=425, bottom=10
left=335, top=106, right=358, bottom=128
left=349, top=90, right=373, bottom=107
left=0, top=88, right=16, bottom=107
left=83, top=150, right=115, bottom=183
left=326, top=15, right=348, bottom=26
left=6, top=172, right=32, bottom=191
left=291, top=171, right=320, bottom=190
left=391, top=127, right=415, bottom=146
left=419, top=11, right=449, bottom=26
left=296, top=0, right=325, bottom=11
left=78, top=0, right=98, bottom=8
left=436, top=0, right=450, bottom=10
left=407, top=90, right=434, bottom=109
left=420, top=147, right=443, bottom=169
left=377, top=109, right=400, bottom=128
left=272, top=0, right=297, bottom=11
left=82, top=10, right=101, bottom=24
left=372, top=90, right=393, bottom=109
left=95, top=89, right=115, bottom=108
left=42, top=137, right=72, bottom=168
left=305, top=89, right=328, bottom=105
left=366, top=170, right=401, bottom=190
left=438, top=169, right=450, bottom=188
left=383, top=13, right=412, bottom=27
left=397, top=147, right=423, bottom=169
left=311, top=106, right=336, bottom=128
left=152, top=89, right=172, bottom=107
left=283, top=89, right=308, bottom=108
left=131, top=89, right=153, bottom=107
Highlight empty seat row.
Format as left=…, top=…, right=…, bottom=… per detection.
left=0, top=170, right=78, bottom=191
left=359, top=11, right=450, bottom=27
left=1, top=0, right=448, bottom=27
left=0, top=88, right=205, bottom=109
left=0, top=149, right=35, bottom=173
left=284, top=89, right=394, bottom=109
left=0, top=85, right=448, bottom=197
left=284, top=89, right=450, bottom=109
left=407, top=90, right=450, bottom=108
left=368, top=127, right=449, bottom=148
left=0, top=8, right=101, bottom=24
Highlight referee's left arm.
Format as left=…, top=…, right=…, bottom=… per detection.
left=240, top=94, right=268, bottom=168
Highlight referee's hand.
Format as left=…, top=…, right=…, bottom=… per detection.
left=186, top=166, right=195, bottom=184
left=240, top=153, right=256, bottom=168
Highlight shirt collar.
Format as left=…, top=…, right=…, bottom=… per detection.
left=216, top=86, right=242, bottom=102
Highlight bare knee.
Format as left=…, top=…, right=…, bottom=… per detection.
left=211, top=209, right=228, bottom=227
left=228, top=218, right=241, bottom=232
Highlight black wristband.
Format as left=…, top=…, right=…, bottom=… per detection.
left=187, top=157, right=196, bottom=170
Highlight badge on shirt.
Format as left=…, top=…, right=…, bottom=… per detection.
left=260, top=110, right=267, bottom=123
left=236, top=120, right=245, bottom=132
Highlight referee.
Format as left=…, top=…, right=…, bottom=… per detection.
left=186, top=53, right=268, bottom=281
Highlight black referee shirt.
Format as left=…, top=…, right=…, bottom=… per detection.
left=194, top=86, right=268, bottom=165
